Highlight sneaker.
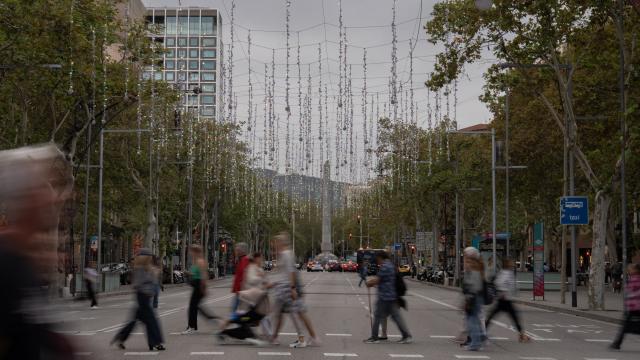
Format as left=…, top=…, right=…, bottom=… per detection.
left=609, top=343, right=621, bottom=350
left=363, top=337, right=380, bottom=344
left=518, top=334, right=530, bottom=343
left=289, top=340, right=307, bottom=348
left=91, top=305, right=99, bottom=309
left=181, top=327, right=196, bottom=335
left=464, top=345, right=482, bottom=351
left=246, top=338, right=268, bottom=346
left=398, top=336, right=413, bottom=344
left=378, top=337, right=388, bottom=341
left=307, top=337, right=322, bottom=347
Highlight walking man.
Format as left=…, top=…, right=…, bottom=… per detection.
left=364, top=251, right=412, bottom=344
left=358, top=262, right=369, bottom=287
left=182, top=245, right=217, bottom=334
left=485, top=259, right=529, bottom=342
left=218, top=242, right=250, bottom=332
left=610, top=262, right=640, bottom=350
left=84, top=266, right=99, bottom=309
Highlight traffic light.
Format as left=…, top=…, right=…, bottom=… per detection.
left=221, top=242, right=227, bottom=252
left=410, top=245, right=416, bottom=254
left=349, top=233, right=353, bottom=241
left=357, top=215, right=361, bottom=224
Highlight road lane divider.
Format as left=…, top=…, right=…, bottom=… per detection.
left=389, top=355, right=424, bottom=358
left=454, top=355, right=489, bottom=359
left=190, top=352, right=224, bottom=356
left=124, top=352, right=158, bottom=356
left=324, top=353, right=358, bottom=357
left=258, top=351, right=291, bottom=356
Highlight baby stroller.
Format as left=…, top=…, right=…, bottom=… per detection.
left=218, top=287, right=271, bottom=344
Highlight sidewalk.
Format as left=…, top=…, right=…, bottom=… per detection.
left=70, top=277, right=227, bottom=300
left=408, top=277, right=625, bottom=325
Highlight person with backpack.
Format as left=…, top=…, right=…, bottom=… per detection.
left=364, top=251, right=412, bottom=344
left=610, top=262, right=640, bottom=350
left=485, top=259, right=529, bottom=342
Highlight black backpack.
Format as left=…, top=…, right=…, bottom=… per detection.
left=395, top=272, right=407, bottom=297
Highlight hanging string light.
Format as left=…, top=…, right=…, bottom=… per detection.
left=227, top=0, right=236, bottom=124
left=102, top=23, right=108, bottom=124
left=91, top=27, right=96, bottom=124
left=68, top=0, right=75, bottom=95
left=317, top=43, right=324, bottom=169
left=247, top=30, right=253, bottom=132
left=390, top=0, right=398, bottom=119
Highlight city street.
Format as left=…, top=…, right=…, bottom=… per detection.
left=56, top=272, right=640, bottom=359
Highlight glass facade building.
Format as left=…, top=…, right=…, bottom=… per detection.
left=145, top=7, right=223, bottom=121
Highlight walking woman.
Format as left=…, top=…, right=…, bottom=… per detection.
left=183, top=245, right=217, bottom=334
left=610, top=262, right=640, bottom=350
left=485, top=259, right=529, bottom=342
left=462, top=247, right=485, bottom=351
left=111, top=248, right=165, bottom=351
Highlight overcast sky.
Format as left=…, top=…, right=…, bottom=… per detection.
left=142, top=0, right=496, bottom=183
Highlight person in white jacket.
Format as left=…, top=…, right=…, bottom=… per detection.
left=485, top=258, right=529, bottom=342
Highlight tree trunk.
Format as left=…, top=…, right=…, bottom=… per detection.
left=588, top=190, right=611, bottom=310
left=145, top=203, right=156, bottom=249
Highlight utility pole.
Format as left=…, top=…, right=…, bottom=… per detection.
left=358, top=215, right=363, bottom=250
left=96, top=128, right=104, bottom=290
left=455, top=191, right=461, bottom=285
left=505, top=90, right=510, bottom=258
left=292, top=208, right=296, bottom=255
left=491, top=127, right=497, bottom=274
left=617, top=0, right=628, bottom=292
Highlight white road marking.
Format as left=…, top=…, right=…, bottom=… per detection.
left=536, top=338, right=561, bottom=341
left=584, top=358, right=617, bottom=360
left=124, top=352, right=158, bottom=356
left=326, top=333, right=353, bottom=336
left=389, top=355, right=423, bottom=358
left=324, top=353, right=358, bottom=357
left=258, top=352, right=291, bottom=356
left=489, top=337, right=509, bottom=340
left=387, top=335, right=402, bottom=338
left=519, top=357, right=556, bottom=360
left=279, top=332, right=298, bottom=336
left=190, top=352, right=225, bottom=356
left=74, top=332, right=96, bottom=336
left=584, top=339, right=611, bottom=342
left=131, top=332, right=144, bottom=335
left=454, top=355, right=489, bottom=359
left=430, top=335, right=455, bottom=339
left=79, top=317, right=96, bottom=320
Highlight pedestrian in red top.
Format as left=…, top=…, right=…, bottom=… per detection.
left=218, top=242, right=249, bottom=332
left=610, top=262, right=640, bottom=350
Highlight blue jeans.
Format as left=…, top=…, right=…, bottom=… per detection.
left=465, top=296, right=484, bottom=349
left=229, top=294, right=240, bottom=321
left=152, top=284, right=160, bottom=308
left=371, top=299, right=410, bottom=339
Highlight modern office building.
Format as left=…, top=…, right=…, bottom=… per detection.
left=144, top=6, right=223, bottom=121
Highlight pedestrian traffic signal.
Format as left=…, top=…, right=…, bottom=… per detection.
left=349, top=233, right=352, bottom=241
left=221, top=243, right=227, bottom=252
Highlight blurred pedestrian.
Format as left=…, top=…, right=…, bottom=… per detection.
left=0, top=144, right=76, bottom=359
left=364, top=251, right=412, bottom=344
left=270, top=232, right=321, bottom=347
left=462, top=247, right=485, bottom=351
left=84, top=266, right=99, bottom=309
left=111, top=248, right=165, bottom=351
left=152, top=255, right=163, bottom=309
left=358, top=262, right=369, bottom=287
left=183, top=245, right=217, bottom=334
left=610, top=263, right=640, bottom=350
left=485, top=259, right=529, bottom=342
left=218, top=242, right=250, bottom=332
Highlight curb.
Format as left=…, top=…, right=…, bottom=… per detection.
left=407, top=278, right=623, bottom=325
left=71, top=278, right=226, bottom=300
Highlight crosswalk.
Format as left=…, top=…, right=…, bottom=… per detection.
left=75, top=351, right=622, bottom=360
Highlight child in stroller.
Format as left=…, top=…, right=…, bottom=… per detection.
left=217, top=286, right=271, bottom=345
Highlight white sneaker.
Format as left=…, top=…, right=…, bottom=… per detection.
left=90, top=305, right=99, bottom=309
left=289, top=340, right=307, bottom=348
left=307, top=337, right=322, bottom=347
left=181, top=327, right=196, bottom=335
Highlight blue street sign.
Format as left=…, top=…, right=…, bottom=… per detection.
left=560, top=196, right=589, bottom=225
left=394, top=243, right=402, bottom=250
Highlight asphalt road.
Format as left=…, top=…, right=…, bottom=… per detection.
left=54, top=272, right=640, bottom=359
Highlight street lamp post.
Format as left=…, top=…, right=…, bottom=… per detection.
left=449, top=129, right=497, bottom=273
left=358, top=215, right=363, bottom=249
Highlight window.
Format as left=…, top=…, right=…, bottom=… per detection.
left=202, top=49, right=216, bottom=58
left=202, top=17, right=215, bottom=35
left=166, top=16, right=177, bottom=34
left=201, top=60, right=215, bottom=70
left=165, top=72, right=175, bottom=81
left=165, top=60, right=175, bottom=70
left=165, top=38, right=176, bottom=47
left=166, top=49, right=175, bottom=58
left=188, top=60, right=198, bottom=70
left=201, top=95, right=215, bottom=105
left=177, top=49, right=187, bottom=59
left=178, top=37, right=187, bottom=47
left=201, top=106, right=215, bottom=116
left=178, top=72, right=187, bottom=81
left=189, top=49, right=198, bottom=58
left=201, top=72, right=215, bottom=81
left=154, top=72, right=163, bottom=81
left=177, top=60, right=186, bottom=70
left=142, top=72, right=152, bottom=80
left=189, top=84, right=200, bottom=92
left=189, top=37, right=199, bottom=47
left=178, top=16, right=188, bottom=35
left=200, top=83, right=215, bottom=93
left=187, top=95, right=198, bottom=106
left=201, top=37, right=216, bottom=47
left=189, top=17, right=200, bottom=35
left=189, top=72, right=199, bottom=81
